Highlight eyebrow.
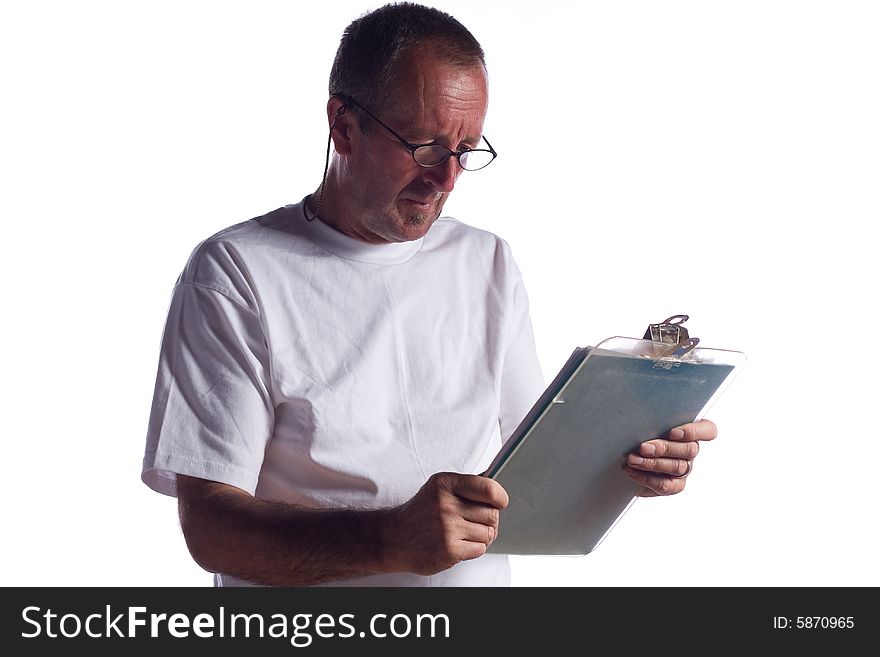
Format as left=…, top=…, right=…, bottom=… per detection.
left=460, top=135, right=483, bottom=149
left=394, top=121, right=481, bottom=149
left=350, top=96, right=483, bottom=150
left=408, top=132, right=483, bottom=150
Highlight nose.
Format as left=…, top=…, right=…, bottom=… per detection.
left=421, top=156, right=461, bottom=194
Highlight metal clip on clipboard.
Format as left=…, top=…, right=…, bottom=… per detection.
left=644, top=314, right=700, bottom=360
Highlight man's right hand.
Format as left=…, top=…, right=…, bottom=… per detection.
left=379, top=472, right=509, bottom=576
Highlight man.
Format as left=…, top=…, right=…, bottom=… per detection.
left=142, top=2, right=716, bottom=587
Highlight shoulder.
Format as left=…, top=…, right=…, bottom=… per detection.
left=196, top=205, right=297, bottom=253
left=428, top=215, right=516, bottom=260
left=173, top=205, right=301, bottom=307
left=179, top=206, right=298, bottom=282
left=425, top=216, right=525, bottom=291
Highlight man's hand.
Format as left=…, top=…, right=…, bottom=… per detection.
left=380, top=472, right=509, bottom=576
left=623, top=419, right=718, bottom=497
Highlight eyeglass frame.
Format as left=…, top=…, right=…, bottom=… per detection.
left=338, top=94, right=497, bottom=171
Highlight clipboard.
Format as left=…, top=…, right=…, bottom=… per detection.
left=485, top=315, right=745, bottom=556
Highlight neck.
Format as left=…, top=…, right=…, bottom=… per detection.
left=308, top=169, right=387, bottom=244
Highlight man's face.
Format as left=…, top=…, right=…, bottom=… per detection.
left=340, top=50, right=489, bottom=244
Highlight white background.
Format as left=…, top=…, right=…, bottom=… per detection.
left=2, top=0, right=877, bottom=587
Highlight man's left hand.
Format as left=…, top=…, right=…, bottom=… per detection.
left=623, top=419, right=717, bottom=497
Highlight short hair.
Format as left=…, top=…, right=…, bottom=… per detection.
left=328, top=2, right=485, bottom=133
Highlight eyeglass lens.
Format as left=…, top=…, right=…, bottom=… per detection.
left=413, top=145, right=494, bottom=171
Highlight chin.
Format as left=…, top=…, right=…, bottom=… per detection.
left=389, top=222, right=429, bottom=243
left=382, top=199, right=443, bottom=242
left=402, top=212, right=438, bottom=235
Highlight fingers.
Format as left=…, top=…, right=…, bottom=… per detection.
left=460, top=501, right=500, bottom=530
left=626, top=452, right=693, bottom=477
left=458, top=517, right=499, bottom=547
left=630, top=420, right=718, bottom=458
left=388, top=474, right=507, bottom=575
left=628, top=440, right=695, bottom=477
left=437, top=472, right=509, bottom=510
left=669, top=419, right=717, bottom=443
left=440, top=476, right=504, bottom=544
left=623, top=419, right=717, bottom=496
left=623, top=465, right=687, bottom=497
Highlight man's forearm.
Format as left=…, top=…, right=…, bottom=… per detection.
left=177, top=476, right=392, bottom=586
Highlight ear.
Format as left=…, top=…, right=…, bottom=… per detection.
left=327, top=96, right=354, bottom=156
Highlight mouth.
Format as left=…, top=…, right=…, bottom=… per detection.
left=400, top=196, right=439, bottom=209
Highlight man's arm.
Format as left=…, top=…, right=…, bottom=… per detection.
left=176, top=472, right=508, bottom=586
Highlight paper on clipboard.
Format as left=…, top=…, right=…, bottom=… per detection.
left=485, top=318, right=745, bottom=556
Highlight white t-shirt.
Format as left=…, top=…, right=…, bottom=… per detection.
left=142, top=199, right=545, bottom=586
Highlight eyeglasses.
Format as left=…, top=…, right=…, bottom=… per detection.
left=341, top=95, right=497, bottom=171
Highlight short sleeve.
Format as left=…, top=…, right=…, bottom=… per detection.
left=141, top=281, right=274, bottom=497
left=498, top=249, right=545, bottom=442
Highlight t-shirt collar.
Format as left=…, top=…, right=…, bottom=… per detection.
left=295, top=196, right=424, bottom=265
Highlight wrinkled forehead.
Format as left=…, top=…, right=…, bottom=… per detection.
left=383, top=47, right=489, bottom=125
